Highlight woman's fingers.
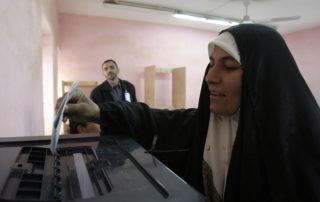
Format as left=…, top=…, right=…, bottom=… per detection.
left=55, top=89, right=100, bottom=123
left=55, top=96, right=65, bottom=111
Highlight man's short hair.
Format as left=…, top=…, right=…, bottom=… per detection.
left=101, top=59, right=118, bottom=69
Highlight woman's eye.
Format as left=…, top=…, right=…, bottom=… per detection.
left=223, top=65, right=238, bottom=70
left=221, top=58, right=241, bottom=70
left=222, top=62, right=241, bottom=70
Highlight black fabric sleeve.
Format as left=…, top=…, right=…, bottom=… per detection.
left=98, top=101, right=198, bottom=176
left=98, top=101, right=197, bottom=149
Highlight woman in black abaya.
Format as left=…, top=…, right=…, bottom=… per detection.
left=218, top=24, right=320, bottom=202
left=59, top=24, right=320, bottom=202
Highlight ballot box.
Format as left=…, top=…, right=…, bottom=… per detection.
left=0, top=134, right=207, bottom=202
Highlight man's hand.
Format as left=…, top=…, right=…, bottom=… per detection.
left=55, top=89, right=100, bottom=123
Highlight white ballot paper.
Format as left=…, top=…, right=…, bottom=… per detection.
left=50, top=81, right=78, bottom=154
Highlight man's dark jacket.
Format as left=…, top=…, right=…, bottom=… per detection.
left=90, top=79, right=137, bottom=135
left=90, top=79, right=137, bottom=104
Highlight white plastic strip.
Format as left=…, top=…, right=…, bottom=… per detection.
left=73, top=153, right=95, bottom=199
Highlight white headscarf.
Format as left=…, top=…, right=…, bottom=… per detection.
left=208, top=32, right=240, bottom=64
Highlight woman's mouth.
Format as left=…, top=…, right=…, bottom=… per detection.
left=210, top=91, right=225, bottom=96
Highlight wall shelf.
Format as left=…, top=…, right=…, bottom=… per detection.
left=144, top=66, right=185, bottom=109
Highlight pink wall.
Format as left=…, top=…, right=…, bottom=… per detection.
left=58, top=13, right=217, bottom=108
left=1, top=3, right=318, bottom=138
left=58, top=13, right=320, bottom=109
left=284, top=27, right=320, bottom=104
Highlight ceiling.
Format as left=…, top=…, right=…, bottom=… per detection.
left=57, top=0, right=320, bottom=34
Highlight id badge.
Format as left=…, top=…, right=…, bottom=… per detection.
left=125, top=90, right=131, bottom=102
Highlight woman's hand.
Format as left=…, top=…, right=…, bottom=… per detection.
left=55, top=89, right=100, bottom=123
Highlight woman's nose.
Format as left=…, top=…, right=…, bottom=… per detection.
left=205, top=67, right=220, bottom=84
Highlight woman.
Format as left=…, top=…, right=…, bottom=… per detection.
left=59, top=24, right=320, bottom=201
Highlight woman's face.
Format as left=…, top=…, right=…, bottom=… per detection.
left=205, top=46, right=243, bottom=116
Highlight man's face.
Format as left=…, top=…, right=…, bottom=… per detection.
left=205, top=46, right=243, bottom=116
left=102, top=61, right=119, bottom=81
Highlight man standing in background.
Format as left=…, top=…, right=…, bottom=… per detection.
left=90, top=59, right=137, bottom=104
left=90, top=59, right=137, bottom=135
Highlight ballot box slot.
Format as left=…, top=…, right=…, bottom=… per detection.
left=88, top=159, right=113, bottom=194
left=0, top=146, right=113, bottom=201
left=16, top=147, right=46, bottom=200
left=0, top=135, right=208, bottom=202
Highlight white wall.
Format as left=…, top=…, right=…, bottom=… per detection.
left=41, top=0, right=59, bottom=135
left=0, top=0, right=58, bottom=137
